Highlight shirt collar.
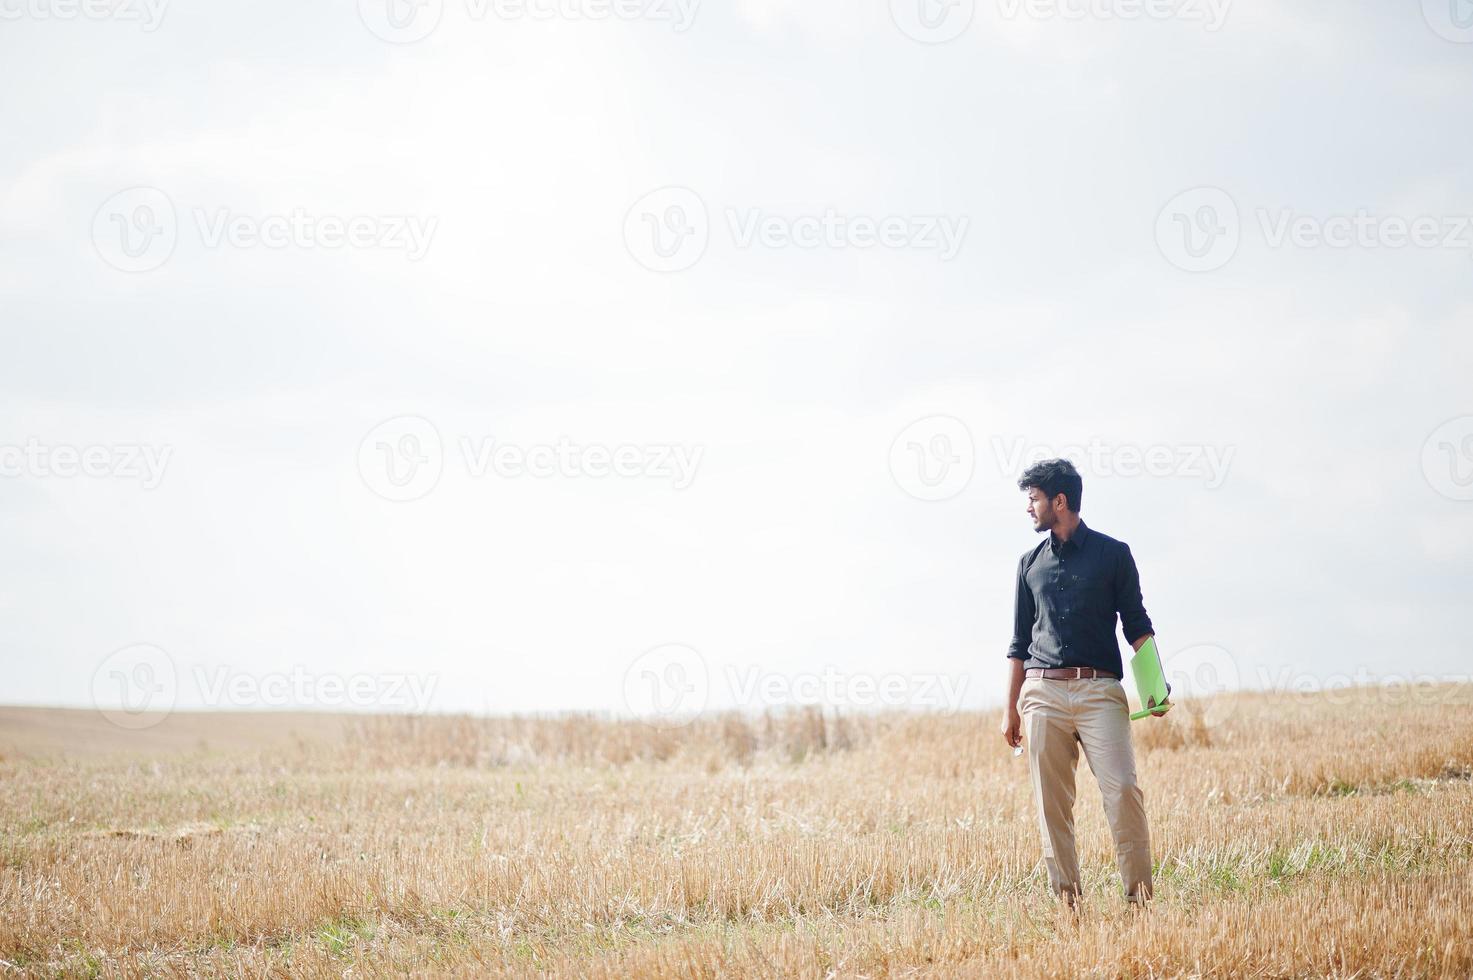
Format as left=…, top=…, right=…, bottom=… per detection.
left=1050, top=519, right=1089, bottom=554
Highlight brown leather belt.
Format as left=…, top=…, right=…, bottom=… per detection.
left=1025, top=667, right=1120, bottom=680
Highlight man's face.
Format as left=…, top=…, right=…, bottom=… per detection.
left=1025, top=486, right=1062, bottom=532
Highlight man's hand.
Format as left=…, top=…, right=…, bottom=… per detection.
left=1001, top=707, right=1023, bottom=748
left=1145, top=680, right=1173, bottom=719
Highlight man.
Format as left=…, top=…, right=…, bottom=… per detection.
left=999, top=458, right=1159, bottom=906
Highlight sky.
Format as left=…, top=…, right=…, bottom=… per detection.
left=2, top=0, right=1471, bottom=724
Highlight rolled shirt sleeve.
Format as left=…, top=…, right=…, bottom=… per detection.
left=1114, top=542, right=1154, bottom=644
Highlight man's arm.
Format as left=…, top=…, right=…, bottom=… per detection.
left=1114, top=542, right=1154, bottom=651
left=1001, top=656, right=1025, bottom=747
left=1001, top=555, right=1033, bottom=747
left=1117, top=545, right=1169, bottom=713
left=1007, top=553, right=1034, bottom=661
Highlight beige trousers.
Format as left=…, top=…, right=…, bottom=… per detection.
left=1019, top=675, right=1153, bottom=902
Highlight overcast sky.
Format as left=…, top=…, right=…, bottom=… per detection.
left=2, top=0, right=1471, bottom=721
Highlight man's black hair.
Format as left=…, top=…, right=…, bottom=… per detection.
left=1018, top=458, right=1083, bottom=513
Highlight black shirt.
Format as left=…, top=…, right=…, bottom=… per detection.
left=1006, top=520, right=1153, bottom=677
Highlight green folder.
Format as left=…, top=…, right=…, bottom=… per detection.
left=1129, top=636, right=1172, bottom=720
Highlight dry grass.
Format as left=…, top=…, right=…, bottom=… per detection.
left=2, top=686, right=1472, bottom=977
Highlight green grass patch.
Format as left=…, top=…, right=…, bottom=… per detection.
left=316, top=915, right=377, bottom=958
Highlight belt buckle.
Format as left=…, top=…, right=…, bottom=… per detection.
left=1073, top=666, right=1084, bottom=679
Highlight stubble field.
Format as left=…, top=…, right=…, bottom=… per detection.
left=3, top=684, right=1472, bottom=977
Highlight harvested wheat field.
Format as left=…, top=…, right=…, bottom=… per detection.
left=3, top=686, right=1472, bottom=978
